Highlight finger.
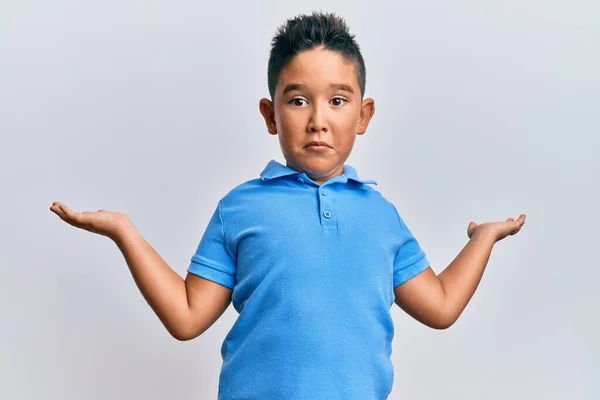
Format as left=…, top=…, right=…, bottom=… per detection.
left=509, top=215, right=526, bottom=235
left=50, top=202, right=66, bottom=217
left=467, top=221, right=477, bottom=237
left=52, top=205, right=73, bottom=224
left=50, top=204, right=66, bottom=220
left=510, top=214, right=526, bottom=232
left=59, top=204, right=76, bottom=216
left=59, top=204, right=85, bottom=226
left=50, top=201, right=62, bottom=213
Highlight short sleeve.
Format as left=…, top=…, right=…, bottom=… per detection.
left=392, top=205, right=430, bottom=287
left=187, top=201, right=237, bottom=289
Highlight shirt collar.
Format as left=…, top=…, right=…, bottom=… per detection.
left=259, top=159, right=377, bottom=185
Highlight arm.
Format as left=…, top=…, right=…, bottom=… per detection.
left=50, top=202, right=232, bottom=341
left=115, top=223, right=232, bottom=341
left=394, top=214, right=526, bottom=329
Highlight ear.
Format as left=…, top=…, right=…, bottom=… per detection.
left=357, top=97, right=375, bottom=135
left=259, top=98, right=278, bottom=135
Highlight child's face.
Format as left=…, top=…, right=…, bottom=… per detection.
left=259, top=48, right=375, bottom=185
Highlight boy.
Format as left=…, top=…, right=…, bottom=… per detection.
left=50, top=11, right=526, bottom=400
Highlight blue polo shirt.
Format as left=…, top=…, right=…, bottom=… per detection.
left=188, top=159, right=430, bottom=400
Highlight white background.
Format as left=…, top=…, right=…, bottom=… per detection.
left=2, top=1, right=598, bottom=399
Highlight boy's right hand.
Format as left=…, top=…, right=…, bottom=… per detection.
left=49, top=201, right=132, bottom=240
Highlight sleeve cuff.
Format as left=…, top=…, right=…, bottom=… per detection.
left=393, top=253, right=430, bottom=287
left=187, top=260, right=236, bottom=290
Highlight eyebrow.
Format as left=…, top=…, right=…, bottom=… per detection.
left=282, top=83, right=355, bottom=95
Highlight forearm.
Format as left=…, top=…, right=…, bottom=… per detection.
left=438, top=233, right=496, bottom=323
left=395, top=215, right=524, bottom=329
left=113, top=222, right=193, bottom=339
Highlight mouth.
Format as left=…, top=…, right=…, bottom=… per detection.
left=305, top=141, right=331, bottom=150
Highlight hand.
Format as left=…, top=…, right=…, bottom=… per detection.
left=49, top=201, right=133, bottom=240
left=467, top=213, right=526, bottom=243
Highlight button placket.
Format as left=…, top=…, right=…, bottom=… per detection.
left=318, top=185, right=336, bottom=229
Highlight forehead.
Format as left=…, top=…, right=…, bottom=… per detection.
left=278, top=48, right=359, bottom=92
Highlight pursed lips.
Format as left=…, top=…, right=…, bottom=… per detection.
left=305, top=141, right=331, bottom=148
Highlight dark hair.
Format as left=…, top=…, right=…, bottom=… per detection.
left=267, top=11, right=366, bottom=100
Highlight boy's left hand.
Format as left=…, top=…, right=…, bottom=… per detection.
left=467, top=214, right=526, bottom=243
left=394, top=212, right=527, bottom=329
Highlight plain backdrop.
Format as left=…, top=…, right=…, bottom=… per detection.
left=1, top=1, right=598, bottom=399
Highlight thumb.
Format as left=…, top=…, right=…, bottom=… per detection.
left=467, top=221, right=477, bottom=237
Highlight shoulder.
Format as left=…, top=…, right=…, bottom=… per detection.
left=358, top=184, right=397, bottom=212
left=220, top=178, right=264, bottom=203
left=216, top=178, right=276, bottom=218
left=356, top=185, right=412, bottom=232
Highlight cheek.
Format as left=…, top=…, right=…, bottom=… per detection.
left=331, top=109, right=359, bottom=134
left=277, top=111, right=307, bottom=138
left=277, top=114, right=293, bottom=132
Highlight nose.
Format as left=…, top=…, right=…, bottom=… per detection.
left=307, top=103, right=329, bottom=133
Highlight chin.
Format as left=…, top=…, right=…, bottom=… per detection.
left=299, top=159, right=339, bottom=177
left=286, top=150, right=340, bottom=172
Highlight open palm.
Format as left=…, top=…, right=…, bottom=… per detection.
left=467, top=214, right=527, bottom=242
left=49, top=201, right=130, bottom=239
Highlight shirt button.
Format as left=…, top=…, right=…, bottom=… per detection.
left=323, top=210, right=332, bottom=219
left=297, top=177, right=304, bottom=183
left=320, top=188, right=327, bottom=196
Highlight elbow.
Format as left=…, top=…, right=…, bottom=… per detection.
left=427, top=311, right=458, bottom=330
left=429, top=318, right=455, bottom=330
left=171, top=331, right=196, bottom=341
left=426, top=299, right=463, bottom=329
left=166, top=323, right=202, bottom=342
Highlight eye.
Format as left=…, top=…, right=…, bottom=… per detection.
left=289, top=98, right=308, bottom=107
left=330, top=97, right=347, bottom=107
